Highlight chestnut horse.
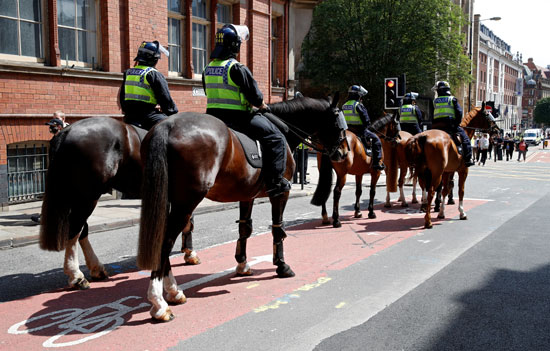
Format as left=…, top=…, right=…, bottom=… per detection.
left=405, top=103, right=499, bottom=228
left=38, top=117, right=200, bottom=290
left=137, top=96, right=346, bottom=321
left=381, top=129, right=422, bottom=208
left=311, top=113, right=398, bottom=227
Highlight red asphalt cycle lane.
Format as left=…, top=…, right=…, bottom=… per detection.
left=527, top=148, right=550, bottom=163
left=1, top=200, right=485, bottom=350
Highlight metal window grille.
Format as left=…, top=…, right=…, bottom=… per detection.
left=7, top=143, right=48, bottom=203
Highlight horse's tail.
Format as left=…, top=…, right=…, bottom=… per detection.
left=405, top=134, right=427, bottom=183
left=137, top=124, right=170, bottom=271
left=310, top=153, right=333, bottom=206
left=39, top=132, right=71, bottom=251
left=385, top=144, right=398, bottom=193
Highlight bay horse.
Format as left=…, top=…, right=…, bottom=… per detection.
left=381, top=129, right=422, bottom=208
left=137, top=96, right=346, bottom=322
left=405, top=103, right=499, bottom=228
left=310, top=114, right=398, bottom=227
left=38, top=117, right=201, bottom=290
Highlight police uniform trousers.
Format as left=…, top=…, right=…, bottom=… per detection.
left=400, top=122, right=422, bottom=135
left=208, top=109, right=287, bottom=183
left=124, top=111, right=168, bottom=130
left=432, top=119, right=472, bottom=159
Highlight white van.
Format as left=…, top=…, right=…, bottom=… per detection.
left=523, top=129, right=542, bottom=145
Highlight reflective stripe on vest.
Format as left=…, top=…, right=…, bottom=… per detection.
left=204, top=59, right=250, bottom=111
left=433, top=96, right=455, bottom=119
left=124, top=65, right=157, bottom=104
left=342, top=100, right=362, bottom=125
left=400, top=104, right=418, bottom=123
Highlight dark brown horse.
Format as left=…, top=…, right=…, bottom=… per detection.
left=405, top=104, right=499, bottom=228
left=311, top=114, right=399, bottom=227
left=137, top=96, right=346, bottom=322
left=38, top=117, right=201, bottom=290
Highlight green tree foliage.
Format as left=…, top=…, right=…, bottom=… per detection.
left=534, top=97, right=550, bottom=126
left=301, top=0, right=471, bottom=116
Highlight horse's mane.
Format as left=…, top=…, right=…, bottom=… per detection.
left=370, top=113, right=394, bottom=131
left=268, top=97, right=330, bottom=117
left=461, top=106, right=482, bottom=127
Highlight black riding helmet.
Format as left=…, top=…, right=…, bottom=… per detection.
left=134, top=41, right=163, bottom=66
left=210, top=24, right=250, bottom=59
left=433, top=81, right=451, bottom=97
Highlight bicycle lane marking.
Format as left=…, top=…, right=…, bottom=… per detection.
left=1, top=200, right=486, bottom=350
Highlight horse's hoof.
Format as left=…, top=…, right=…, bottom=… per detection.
left=460, top=215, right=468, bottom=220
left=72, top=277, right=90, bottom=290
left=184, top=255, right=201, bottom=265
left=368, top=212, right=376, bottom=219
left=236, top=263, right=253, bottom=276
left=447, top=199, right=455, bottom=205
left=384, top=203, right=391, bottom=208
left=412, top=199, right=419, bottom=204
left=152, top=307, right=175, bottom=322
left=434, top=206, right=440, bottom=213
left=276, top=264, right=295, bottom=278
left=438, top=214, right=445, bottom=219
left=90, top=268, right=109, bottom=281
left=236, top=269, right=253, bottom=277
left=166, top=291, right=187, bottom=305
left=322, top=219, right=331, bottom=225
left=333, top=221, right=342, bottom=228
left=425, top=223, right=433, bottom=229
left=354, top=212, right=362, bottom=218
left=401, top=202, right=409, bottom=208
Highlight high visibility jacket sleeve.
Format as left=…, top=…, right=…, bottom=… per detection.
left=356, top=103, right=370, bottom=126
left=229, top=63, right=264, bottom=108
left=147, top=70, right=178, bottom=116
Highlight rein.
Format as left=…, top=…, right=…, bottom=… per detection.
left=282, top=118, right=336, bottom=156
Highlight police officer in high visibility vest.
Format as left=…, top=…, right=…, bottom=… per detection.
left=342, top=85, right=385, bottom=170
left=398, top=92, right=422, bottom=135
left=120, top=41, right=177, bottom=130
left=202, top=24, right=291, bottom=197
left=431, top=81, right=474, bottom=167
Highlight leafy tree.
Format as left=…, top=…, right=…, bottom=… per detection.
left=534, top=97, right=550, bottom=126
left=300, top=0, right=471, bottom=116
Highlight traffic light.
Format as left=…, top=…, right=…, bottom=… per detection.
left=385, top=77, right=399, bottom=109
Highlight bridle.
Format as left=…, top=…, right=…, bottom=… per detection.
left=369, top=115, right=400, bottom=143
left=462, top=108, right=499, bottom=135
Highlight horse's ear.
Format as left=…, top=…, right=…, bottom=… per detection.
left=330, top=91, right=340, bottom=108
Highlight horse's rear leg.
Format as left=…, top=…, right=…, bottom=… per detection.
left=354, top=174, right=363, bottom=218
left=180, top=216, right=200, bottom=265
left=458, top=170, right=468, bottom=220
left=398, top=167, right=408, bottom=207
left=148, top=207, right=191, bottom=322
left=367, top=171, right=380, bottom=219
left=235, top=200, right=254, bottom=276
left=438, top=176, right=450, bottom=219
left=384, top=191, right=392, bottom=208
left=411, top=176, right=419, bottom=204
left=331, top=174, right=347, bottom=228
left=270, top=193, right=295, bottom=278
left=321, top=203, right=331, bottom=225
left=78, top=223, right=108, bottom=281
left=447, top=177, right=455, bottom=205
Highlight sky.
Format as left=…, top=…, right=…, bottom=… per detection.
left=474, top=0, right=550, bottom=67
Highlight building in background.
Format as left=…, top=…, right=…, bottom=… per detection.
left=0, top=0, right=318, bottom=208
left=472, top=16, right=523, bottom=134
left=522, top=58, right=550, bottom=129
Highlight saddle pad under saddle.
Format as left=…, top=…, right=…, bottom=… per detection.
left=231, top=129, right=262, bottom=168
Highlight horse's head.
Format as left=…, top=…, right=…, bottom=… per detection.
left=463, top=102, right=500, bottom=137
left=370, top=113, right=400, bottom=142
left=315, top=92, right=350, bottom=162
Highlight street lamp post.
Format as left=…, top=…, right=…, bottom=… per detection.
left=468, top=15, right=501, bottom=112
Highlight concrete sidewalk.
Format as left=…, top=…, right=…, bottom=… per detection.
left=0, top=153, right=328, bottom=249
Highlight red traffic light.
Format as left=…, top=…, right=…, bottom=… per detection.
left=386, top=80, right=395, bottom=88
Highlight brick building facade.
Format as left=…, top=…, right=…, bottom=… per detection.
left=522, top=58, right=550, bottom=129
left=0, top=0, right=317, bottom=208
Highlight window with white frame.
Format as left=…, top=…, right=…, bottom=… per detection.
left=167, top=0, right=185, bottom=74
left=57, top=0, right=99, bottom=67
left=0, top=0, right=44, bottom=62
left=216, top=2, right=232, bottom=28
left=192, top=0, right=209, bottom=75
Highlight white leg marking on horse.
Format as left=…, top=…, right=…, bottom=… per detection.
left=147, top=278, right=168, bottom=319
left=459, top=200, right=467, bottom=219
left=79, top=236, right=105, bottom=279
left=438, top=198, right=446, bottom=218
left=164, top=271, right=185, bottom=303
left=385, top=192, right=391, bottom=206
left=236, top=261, right=251, bottom=275
left=398, top=186, right=406, bottom=203
left=64, top=236, right=84, bottom=287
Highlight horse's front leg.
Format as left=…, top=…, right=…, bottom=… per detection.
left=270, top=193, right=295, bottom=278
left=78, top=223, right=108, bottom=281
left=64, top=234, right=88, bottom=289
left=458, top=169, right=469, bottom=220
left=438, top=175, right=450, bottom=219
left=425, top=186, right=435, bottom=229
left=384, top=191, right=392, bottom=208
left=434, top=183, right=443, bottom=213
left=398, top=167, right=408, bottom=207
left=181, top=216, right=200, bottom=265
left=332, top=174, right=346, bottom=228
left=354, top=174, right=363, bottom=218
left=321, top=203, right=331, bottom=225
left=235, top=200, right=254, bottom=276
left=447, top=176, right=455, bottom=205
left=367, top=171, right=380, bottom=219
left=411, top=176, right=419, bottom=204
left=148, top=210, right=189, bottom=322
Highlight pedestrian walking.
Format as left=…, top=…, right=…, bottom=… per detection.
left=478, top=133, right=489, bottom=166
left=517, top=138, right=528, bottom=162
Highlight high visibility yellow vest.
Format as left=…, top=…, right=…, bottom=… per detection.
left=400, top=104, right=418, bottom=123
left=433, top=96, right=456, bottom=120
left=124, top=65, right=157, bottom=104
left=204, top=59, right=250, bottom=111
left=342, top=100, right=362, bottom=125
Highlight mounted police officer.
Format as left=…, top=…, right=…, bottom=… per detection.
left=342, top=85, right=385, bottom=170
left=431, top=81, right=475, bottom=167
left=398, top=92, right=422, bottom=135
left=202, top=24, right=291, bottom=197
left=120, top=41, right=178, bottom=130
